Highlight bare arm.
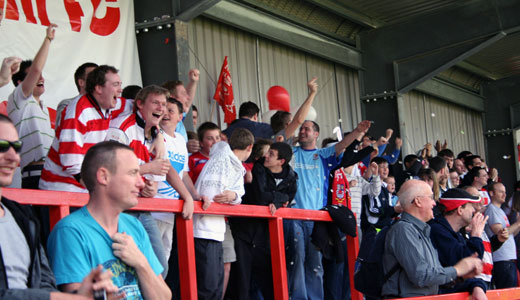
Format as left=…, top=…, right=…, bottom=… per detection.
left=492, top=219, right=520, bottom=237
left=184, top=69, right=200, bottom=112
left=182, top=172, right=200, bottom=199
left=166, top=167, right=194, bottom=219
left=21, top=24, right=57, bottom=97
left=334, top=120, right=371, bottom=156
left=284, top=77, right=318, bottom=139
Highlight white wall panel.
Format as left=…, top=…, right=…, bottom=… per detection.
left=188, top=16, right=361, bottom=143
left=400, top=91, right=486, bottom=158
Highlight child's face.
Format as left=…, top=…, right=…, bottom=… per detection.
left=200, top=129, right=221, bottom=153
left=161, top=102, right=181, bottom=128
left=378, top=162, right=389, bottom=179
left=385, top=177, right=396, bottom=193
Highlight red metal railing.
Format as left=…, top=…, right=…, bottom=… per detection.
left=3, top=188, right=520, bottom=300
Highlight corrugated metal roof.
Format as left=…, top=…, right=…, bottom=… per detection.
left=340, top=0, right=460, bottom=26
left=465, top=32, right=520, bottom=80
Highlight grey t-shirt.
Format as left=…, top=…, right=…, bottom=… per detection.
left=484, top=203, right=517, bottom=261
left=0, top=203, right=31, bottom=288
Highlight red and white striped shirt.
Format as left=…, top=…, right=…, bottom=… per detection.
left=39, top=94, right=132, bottom=192
left=476, top=231, right=493, bottom=283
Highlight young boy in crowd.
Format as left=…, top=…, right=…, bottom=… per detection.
left=188, top=122, right=221, bottom=183
left=384, top=175, right=398, bottom=207
left=227, top=142, right=297, bottom=299
left=153, top=98, right=199, bottom=259
left=193, top=128, right=254, bottom=300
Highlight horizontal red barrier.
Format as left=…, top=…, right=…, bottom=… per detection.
left=3, top=188, right=520, bottom=300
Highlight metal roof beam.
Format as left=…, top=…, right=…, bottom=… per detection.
left=359, top=0, right=520, bottom=105
left=304, top=0, right=382, bottom=29
left=203, top=0, right=362, bottom=69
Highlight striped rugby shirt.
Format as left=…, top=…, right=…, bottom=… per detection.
left=39, top=94, right=132, bottom=191
left=7, top=85, right=54, bottom=169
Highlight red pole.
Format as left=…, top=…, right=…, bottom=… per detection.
left=48, top=205, right=69, bottom=230
left=347, top=226, right=362, bottom=300
left=269, top=217, right=289, bottom=300
left=176, top=214, right=197, bottom=300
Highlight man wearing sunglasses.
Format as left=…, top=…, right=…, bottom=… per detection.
left=382, top=180, right=484, bottom=298
left=0, top=115, right=118, bottom=299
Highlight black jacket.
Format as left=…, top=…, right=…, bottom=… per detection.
left=0, top=197, right=57, bottom=300
left=230, top=159, right=297, bottom=247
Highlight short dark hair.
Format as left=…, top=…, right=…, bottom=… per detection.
left=488, top=182, right=502, bottom=193
left=250, top=138, right=273, bottom=161
left=197, top=122, right=220, bottom=142
left=187, top=131, right=198, bottom=140
left=122, top=85, right=142, bottom=99
left=271, top=111, right=291, bottom=133
left=74, top=62, right=98, bottom=92
left=80, top=141, right=133, bottom=193
left=404, top=154, right=419, bottom=166
left=135, top=85, right=169, bottom=106
left=305, top=120, right=320, bottom=133
left=86, top=65, right=118, bottom=95
left=438, top=149, right=454, bottom=158
left=192, top=105, right=198, bottom=112
left=229, top=128, right=254, bottom=150
left=429, top=156, right=447, bottom=173
left=167, top=97, right=183, bottom=115
left=464, top=155, right=481, bottom=169
left=270, top=142, right=293, bottom=167
left=466, top=167, right=486, bottom=184
left=12, top=60, right=32, bottom=86
left=457, top=150, right=473, bottom=160
left=239, top=101, right=259, bottom=118
left=371, top=156, right=389, bottom=166
left=162, top=80, right=183, bottom=95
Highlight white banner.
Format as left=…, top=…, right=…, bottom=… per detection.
left=0, top=0, right=142, bottom=108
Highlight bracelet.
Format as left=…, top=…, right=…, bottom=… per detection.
left=46, top=36, right=52, bottom=42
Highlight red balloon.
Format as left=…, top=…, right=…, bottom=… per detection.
left=267, top=86, right=290, bottom=112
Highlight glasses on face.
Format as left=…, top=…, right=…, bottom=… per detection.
left=0, top=139, right=22, bottom=153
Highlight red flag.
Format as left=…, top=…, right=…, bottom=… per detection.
left=213, top=56, right=236, bottom=124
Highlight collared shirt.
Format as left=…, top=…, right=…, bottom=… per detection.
left=382, top=212, right=457, bottom=298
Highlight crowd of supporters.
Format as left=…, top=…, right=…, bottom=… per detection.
left=1, top=24, right=519, bottom=300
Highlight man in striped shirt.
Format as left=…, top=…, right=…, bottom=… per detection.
left=39, top=65, right=131, bottom=192
left=8, top=24, right=57, bottom=189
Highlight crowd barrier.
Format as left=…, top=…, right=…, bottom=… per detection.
left=3, top=188, right=520, bottom=300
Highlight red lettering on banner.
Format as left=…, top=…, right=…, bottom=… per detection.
left=64, top=0, right=84, bottom=32
left=36, top=0, right=50, bottom=25
left=20, top=0, right=37, bottom=23
left=5, top=0, right=20, bottom=20
left=4, top=0, right=48, bottom=25
left=90, top=0, right=120, bottom=36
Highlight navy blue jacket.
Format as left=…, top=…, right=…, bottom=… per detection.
left=429, top=214, right=487, bottom=293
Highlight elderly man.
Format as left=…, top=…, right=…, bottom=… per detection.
left=47, top=141, right=171, bottom=299
left=382, top=180, right=483, bottom=298
left=0, top=115, right=118, bottom=299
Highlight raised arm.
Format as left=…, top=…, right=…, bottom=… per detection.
left=284, top=77, right=318, bottom=139
left=21, top=24, right=57, bottom=97
left=185, top=69, right=200, bottom=111
left=334, top=120, right=371, bottom=156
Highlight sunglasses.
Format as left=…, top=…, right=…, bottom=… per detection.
left=0, top=139, right=22, bottom=153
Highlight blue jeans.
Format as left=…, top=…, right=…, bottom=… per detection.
left=286, top=220, right=324, bottom=300
left=128, top=212, right=169, bottom=278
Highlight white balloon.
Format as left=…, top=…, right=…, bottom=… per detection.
left=262, top=110, right=278, bottom=123
left=290, top=105, right=317, bottom=121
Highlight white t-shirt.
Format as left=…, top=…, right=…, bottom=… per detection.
left=152, top=131, right=189, bottom=224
